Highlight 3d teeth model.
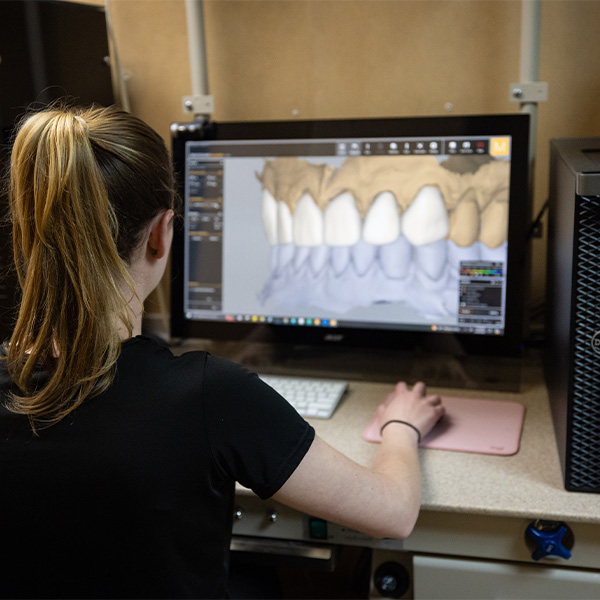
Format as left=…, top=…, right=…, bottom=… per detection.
left=257, top=156, right=509, bottom=318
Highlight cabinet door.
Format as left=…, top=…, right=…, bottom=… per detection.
left=413, top=555, right=600, bottom=600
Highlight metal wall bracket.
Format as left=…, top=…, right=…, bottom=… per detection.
left=509, top=82, right=548, bottom=103
left=182, top=94, right=215, bottom=116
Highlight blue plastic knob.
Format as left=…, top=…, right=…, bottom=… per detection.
left=526, top=522, right=572, bottom=561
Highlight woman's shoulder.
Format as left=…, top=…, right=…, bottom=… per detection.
left=120, top=335, right=251, bottom=379
left=119, top=336, right=265, bottom=409
left=122, top=335, right=200, bottom=358
left=120, top=335, right=210, bottom=373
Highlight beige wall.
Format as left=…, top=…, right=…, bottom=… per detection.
left=102, top=0, right=600, bottom=324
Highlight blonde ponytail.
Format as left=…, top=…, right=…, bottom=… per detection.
left=5, top=105, right=177, bottom=429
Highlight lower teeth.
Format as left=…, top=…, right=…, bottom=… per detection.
left=259, top=240, right=507, bottom=320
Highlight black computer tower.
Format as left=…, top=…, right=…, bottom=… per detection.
left=546, top=138, right=600, bottom=493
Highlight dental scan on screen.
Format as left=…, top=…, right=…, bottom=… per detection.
left=181, top=134, right=512, bottom=338
left=254, top=153, right=509, bottom=320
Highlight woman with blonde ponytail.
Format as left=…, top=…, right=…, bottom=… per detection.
left=7, top=109, right=140, bottom=427
left=0, top=105, right=443, bottom=598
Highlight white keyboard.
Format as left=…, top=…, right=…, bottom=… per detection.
left=259, top=375, right=348, bottom=419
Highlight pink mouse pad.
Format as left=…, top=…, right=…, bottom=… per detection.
left=363, top=396, right=525, bottom=456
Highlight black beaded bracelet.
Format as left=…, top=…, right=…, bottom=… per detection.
left=379, top=420, right=422, bottom=444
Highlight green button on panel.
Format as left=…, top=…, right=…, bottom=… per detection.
left=309, top=517, right=328, bottom=539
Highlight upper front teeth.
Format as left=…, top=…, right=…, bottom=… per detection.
left=261, top=189, right=279, bottom=245
left=257, top=155, right=510, bottom=317
left=401, top=185, right=449, bottom=246
left=260, top=188, right=296, bottom=246
left=293, top=193, right=323, bottom=246
left=277, top=199, right=294, bottom=245
left=363, top=191, right=401, bottom=245
left=324, top=192, right=362, bottom=246
left=259, top=155, right=508, bottom=259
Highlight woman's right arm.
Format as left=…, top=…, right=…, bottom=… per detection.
left=272, top=381, right=444, bottom=539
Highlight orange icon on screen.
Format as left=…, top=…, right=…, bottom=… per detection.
left=490, top=137, right=510, bottom=157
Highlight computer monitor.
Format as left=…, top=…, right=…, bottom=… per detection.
left=170, top=114, right=530, bottom=363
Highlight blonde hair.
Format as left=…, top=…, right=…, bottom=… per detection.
left=5, top=105, right=177, bottom=429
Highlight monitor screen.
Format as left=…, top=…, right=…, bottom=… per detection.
left=170, top=115, right=529, bottom=357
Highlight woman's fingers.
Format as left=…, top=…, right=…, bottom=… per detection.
left=410, top=381, right=426, bottom=396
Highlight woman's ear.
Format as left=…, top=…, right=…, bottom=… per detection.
left=147, top=209, right=175, bottom=260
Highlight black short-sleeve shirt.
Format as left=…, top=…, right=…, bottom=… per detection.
left=0, top=336, right=315, bottom=598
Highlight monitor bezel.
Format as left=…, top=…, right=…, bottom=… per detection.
left=170, top=114, right=530, bottom=357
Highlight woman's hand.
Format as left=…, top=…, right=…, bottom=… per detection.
left=377, top=381, right=445, bottom=442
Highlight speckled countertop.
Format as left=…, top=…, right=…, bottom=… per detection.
left=308, top=361, right=600, bottom=524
